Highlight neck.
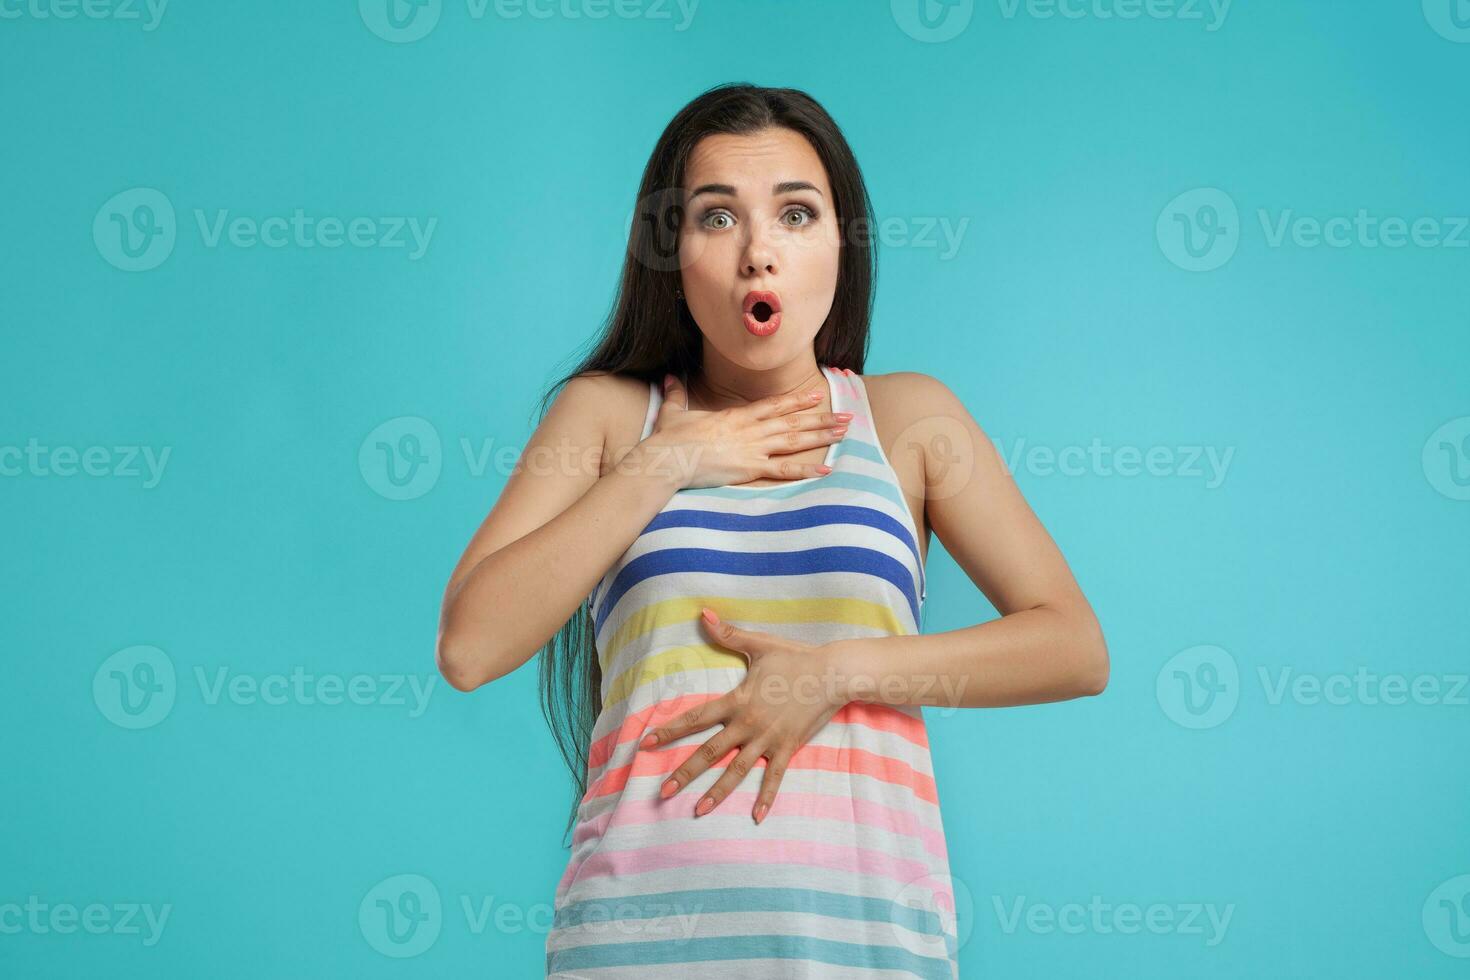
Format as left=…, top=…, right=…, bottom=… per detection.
left=687, top=355, right=826, bottom=413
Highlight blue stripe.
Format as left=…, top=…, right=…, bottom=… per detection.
left=548, top=932, right=955, bottom=979
left=594, top=545, right=921, bottom=635
left=553, top=885, right=956, bottom=959
left=679, top=467, right=905, bottom=511
left=647, top=504, right=921, bottom=579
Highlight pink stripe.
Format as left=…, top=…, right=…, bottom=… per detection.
left=573, top=836, right=933, bottom=891
left=586, top=694, right=929, bottom=784
left=584, top=738, right=939, bottom=807
left=573, top=789, right=949, bottom=860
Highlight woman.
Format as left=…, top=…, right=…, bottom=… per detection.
left=437, top=83, right=1108, bottom=979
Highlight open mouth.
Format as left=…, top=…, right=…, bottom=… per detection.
left=742, top=290, right=782, bottom=336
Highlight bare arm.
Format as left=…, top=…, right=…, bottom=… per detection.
left=834, top=372, right=1109, bottom=708
left=435, top=375, right=679, bottom=691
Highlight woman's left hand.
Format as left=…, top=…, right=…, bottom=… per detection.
left=640, top=606, right=851, bottom=825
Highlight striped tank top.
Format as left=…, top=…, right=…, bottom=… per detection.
left=546, top=364, right=958, bottom=979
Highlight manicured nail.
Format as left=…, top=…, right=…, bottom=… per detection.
left=701, top=608, right=718, bottom=626
left=694, top=797, right=715, bottom=817
left=660, top=779, right=678, bottom=798
left=754, top=802, right=769, bottom=824
left=834, top=412, right=854, bottom=421
left=639, top=733, right=658, bottom=749
left=817, top=465, right=833, bottom=474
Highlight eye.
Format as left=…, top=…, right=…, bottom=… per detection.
left=781, top=205, right=817, bottom=227
left=700, top=209, right=734, bottom=230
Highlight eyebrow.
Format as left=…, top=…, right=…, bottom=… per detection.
left=688, top=180, right=824, bottom=200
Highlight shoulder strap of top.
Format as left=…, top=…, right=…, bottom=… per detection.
left=639, top=380, right=662, bottom=441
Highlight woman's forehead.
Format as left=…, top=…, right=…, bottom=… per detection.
left=684, top=129, right=829, bottom=194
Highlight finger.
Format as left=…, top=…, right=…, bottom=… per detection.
left=640, top=693, right=730, bottom=752
left=659, top=723, right=745, bottom=801
left=751, top=746, right=793, bottom=825
left=660, top=373, right=688, bottom=412
left=755, top=410, right=854, bottom=439
left=694, top=741, right=767, bottom=818
left=745, top=384, right=827, bottom=422
left=758, top=455, right=835, bottom=482
left=759, top=422, right=849, bottom=457
left=699, top=607, right=788, bottom=664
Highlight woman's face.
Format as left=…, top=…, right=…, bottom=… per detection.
left=677, top=126, right=841, bottom=369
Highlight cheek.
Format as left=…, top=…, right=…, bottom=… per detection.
left=794, top=237, right=841, bottom=306
left=679, top=229, right=729, bottom=286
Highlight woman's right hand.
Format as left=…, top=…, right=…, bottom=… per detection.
left=644, top=374, right=852, bottom=490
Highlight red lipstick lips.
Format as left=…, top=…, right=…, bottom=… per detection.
left=742, top=290, right=782, bottom=337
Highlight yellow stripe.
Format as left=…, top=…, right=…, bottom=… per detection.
left=599, top=596, right=913, bottom=710
left=599, top=595, right=912, bottom=670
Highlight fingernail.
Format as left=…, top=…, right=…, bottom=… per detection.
left=639, top=733, right=658, bottom=749
left=660, top=779, right=678, bottom=799
left=701, top=608, right=718, bottom=626
left=754, top=802, right=769, bottom=824
left=834, top=412, right=854, bottom=421
left=695, top=797, right=714, bottom=817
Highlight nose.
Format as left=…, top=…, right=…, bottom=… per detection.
left=741, top=224, right=779, bottom=278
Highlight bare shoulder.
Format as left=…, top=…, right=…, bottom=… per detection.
left=862, top=370, right=989, bottom=487
left=562, top=369, right=656, bottom=476
left=863, top=370, right=975, bottom=435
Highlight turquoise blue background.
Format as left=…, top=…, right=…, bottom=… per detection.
left=3, top=1, right=1468, bottom=976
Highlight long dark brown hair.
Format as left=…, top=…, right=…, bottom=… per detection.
left=533, top=82, right=879, bottom=846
